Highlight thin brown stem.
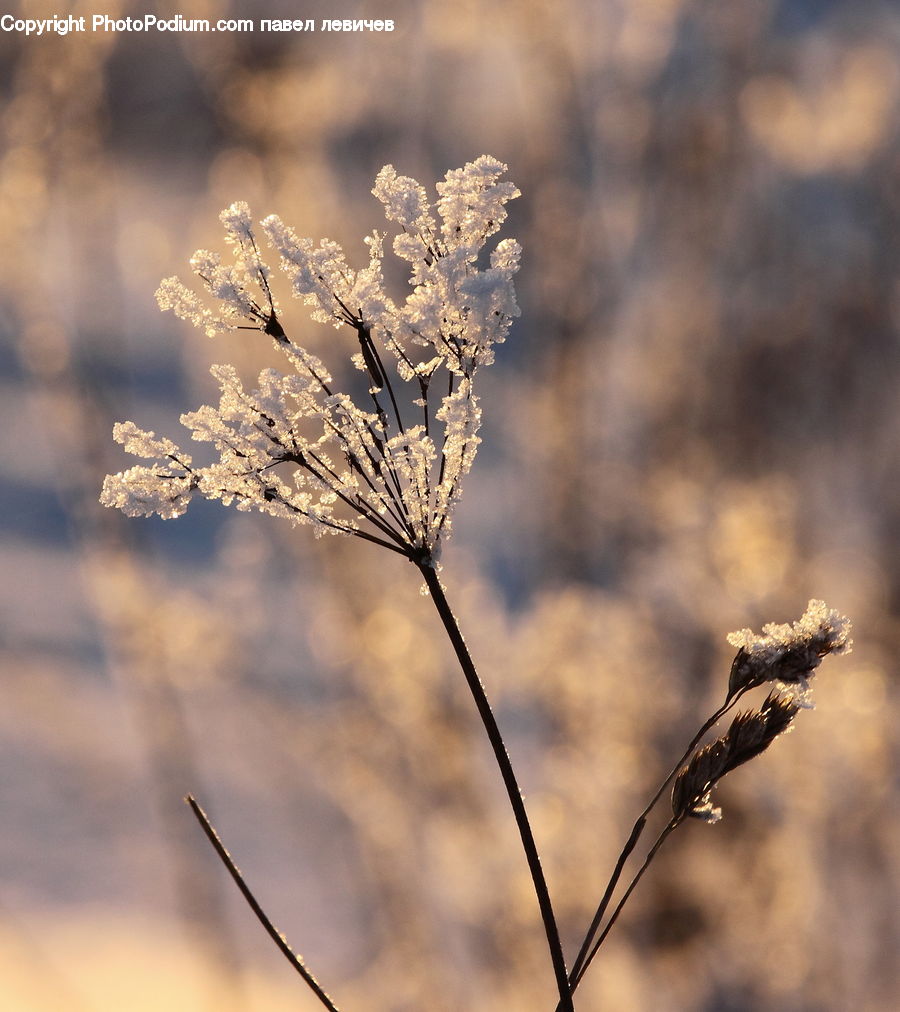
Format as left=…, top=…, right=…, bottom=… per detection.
left=565, top=690, right=747, bottom=993
left=571, top=820, right=680, bottom=994
left=186, top=795, right=342, bottom=1012
left=418, top=564, right=573, bottom=1012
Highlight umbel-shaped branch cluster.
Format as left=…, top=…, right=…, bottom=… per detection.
left=101, top=156, right=521, bottom=563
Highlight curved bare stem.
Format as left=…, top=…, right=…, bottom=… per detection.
left=417, top=563, right=573, bottom=1012
left=186, top=795, right=342, bottom=1012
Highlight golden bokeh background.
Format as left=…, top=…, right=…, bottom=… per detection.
left=1, top=0, right=898, bottom=1009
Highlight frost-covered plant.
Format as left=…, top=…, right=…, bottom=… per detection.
left=565, top=599, right=852, bottom=998
left=726, top=597, right=852, bottom=702
left=103, top=161, right=853, bottom=1012
left=102, top=156, right=521, bottom=564
left=103, top=158, right=574, bottom=1011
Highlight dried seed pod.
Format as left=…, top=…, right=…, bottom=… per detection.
left=672, top=693, right=801, bottom=823
left=726, top=600, right=852, bottom=697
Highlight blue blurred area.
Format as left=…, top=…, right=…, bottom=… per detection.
left=0, top=474, right=71, bottom=546
left=773, top=0, right=846, bottom=35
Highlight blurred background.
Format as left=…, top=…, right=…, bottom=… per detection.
left=1, top=0, right=899, bottom=1008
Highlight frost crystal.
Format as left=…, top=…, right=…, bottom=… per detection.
left=103, top=158, right=521, bottom=563
left=726, top=599, right=852, bottom=702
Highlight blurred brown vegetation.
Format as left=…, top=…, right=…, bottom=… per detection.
left=1, top=0, right=899, bottom=1009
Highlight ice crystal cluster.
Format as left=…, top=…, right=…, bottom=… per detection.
left=101, top=157, right=521, bottom=562
left=726, top=598, right=852, bottom=703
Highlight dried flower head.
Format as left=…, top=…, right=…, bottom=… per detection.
left=726, top=599, right=852, bottom=702
left=672, top=693, right=800, bottom=824
left=101, top=157, right=521, bottom=564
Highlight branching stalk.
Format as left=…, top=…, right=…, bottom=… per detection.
left=565, top=691, right=747, bottom=993
left=570, top=820, right=680, bottom=993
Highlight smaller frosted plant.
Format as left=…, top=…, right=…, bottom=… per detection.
left=673, top=601, right=852, bottom=827
left=565, top=599, right=852, bottom=997
left=102, top=156, right=521, bottom=565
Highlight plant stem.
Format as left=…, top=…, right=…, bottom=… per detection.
left=570, top=820, right=679, bottom=993
left=418, top=564, right=573, bottom=1012
left=186, top=795, right=342, bottom=1012
left=563, top=816, right=646, bottom=992
left=564, top=692, right=746, bottom=995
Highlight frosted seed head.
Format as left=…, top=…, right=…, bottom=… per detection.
left=372, top=165, right=434, bottom=233
left=726, top=600, right=852, bottom=697
left=100, top=467, right=195, bottom=519
left=219, top=201, right=254, bottom=242
left=436, top=156, right=520, bottom=253
left=672, top=693, right=801, bottom=824
left=108, top=157, right=521, bottom=554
